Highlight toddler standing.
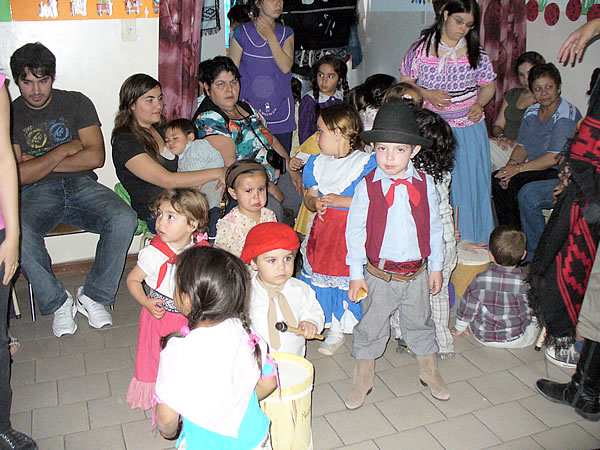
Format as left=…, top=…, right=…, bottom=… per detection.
left=345, top=101, right=448, bottom=409
left=299, top=104, right=377, bottom=356
left=155, top=246, right=277, bottom=449
left=242, top=222, right=324, bottom=357
left=126, top=188, right=210, bottom=410
left=215, top=160, right=276, bottom=257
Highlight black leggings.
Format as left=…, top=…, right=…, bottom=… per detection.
left=0, top=229, right=12, bottom=430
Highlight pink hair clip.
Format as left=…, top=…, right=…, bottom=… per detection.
left=180, top=325, right=191, bottom=336
left=194, top=232, right=209, bottom=243
left=248, top=333, right=260, bottom=349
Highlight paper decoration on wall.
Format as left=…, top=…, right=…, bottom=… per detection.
left=11, top=0, right=159, bottom=20
left=0, top=0, right=12, bottom=20
left=526, top=0, right=600, bottom=24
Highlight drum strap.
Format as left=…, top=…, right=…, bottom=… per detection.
left=256, top=276, right=298, bottom=350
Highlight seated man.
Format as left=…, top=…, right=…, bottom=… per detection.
left=10, top=42, right=137, bottom=337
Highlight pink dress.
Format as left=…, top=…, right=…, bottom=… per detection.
left=126, top=236, right=209, bottom=410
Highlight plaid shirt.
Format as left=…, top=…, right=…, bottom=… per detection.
left=455, top=263, right=532, bottom=343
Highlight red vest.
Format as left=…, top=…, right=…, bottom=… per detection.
left=364, top=169, right=431, bottom=264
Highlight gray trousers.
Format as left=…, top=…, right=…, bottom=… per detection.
left=578, top=246, right=600, bottom=342
left=352, top=270, right=438, bottom=360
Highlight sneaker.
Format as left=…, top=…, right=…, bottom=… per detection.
left=439, top=352, right=455, bottom=360
left=545, top=343, right=580, bottom=369
left=0, top=426, right=38, bottom=449
left=52, top=292, right=77, bottom=337
left=318, top=333, right=345, bottom=356
left=396, top=338, right=411, bottom=354
left=75, top=286, right=112, bottom=329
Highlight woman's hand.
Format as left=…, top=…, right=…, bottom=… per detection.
left=558, top=18, right=600, bottom=65
left=494, top=163, right=522, bottom=188
left=269, top=181, right=285, bottom=203
left=467, top=103, right=484, bottom=123
left=494, top=136, right=515, bottom=151
left=255, top=15, right=276, bottom=41
left=424, top=89, right=451, bottom=109
left=0, top=235, right=18, bottom=285
left=287, top=168, right=304, bottom=195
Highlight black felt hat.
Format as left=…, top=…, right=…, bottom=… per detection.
left=360, top=101, right=432, bottom=148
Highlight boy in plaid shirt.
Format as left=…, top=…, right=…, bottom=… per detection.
left=452, top=226, right=540, bottom=348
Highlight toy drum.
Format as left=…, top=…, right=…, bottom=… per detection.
left=450, top=241, right=491, bottom=297
left=260, top=352, right=314, bottom=450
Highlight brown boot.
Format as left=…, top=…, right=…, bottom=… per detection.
left=417, top=354, right=450, bottom=401
left=345, top=359, right=375, bottom=410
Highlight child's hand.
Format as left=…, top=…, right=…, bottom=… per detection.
left=348, top=279, right=368, bottom=303
left=429, top=270, right=442, bottom=295
left=315, top=197, right=328, bottom=219
left=454, top=228, right=461, bottom=242
left=298, top=321, right=318, bottom=339
left=451, top=326, right=470, bottom=337
left=465, top=242, right=487, bottom=253
left=289, top=157, right=305, bottom=171
left=145, top=297, right=166, bottom=320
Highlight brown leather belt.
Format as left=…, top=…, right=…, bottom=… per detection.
left=366, top=261, right=426, bottom=282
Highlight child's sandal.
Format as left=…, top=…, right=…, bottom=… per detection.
left=9, top=336, right=20, bottom=357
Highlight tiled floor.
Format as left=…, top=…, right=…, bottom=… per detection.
left=8, top=271, right=600, bottom=449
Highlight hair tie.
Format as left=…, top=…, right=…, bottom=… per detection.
left=180, top=325, right=191, bottom=336
left=194, top=232, right=208, bottom=243
left=248, top=333, right=260, bottom=349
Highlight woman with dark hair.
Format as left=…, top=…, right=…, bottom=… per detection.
left=194, top=56, right=302, bottom=221
left=112, top=74, right=225, bottom=233
left=489, top=51, right=546, bottom=171
left=492, top=63, right=581, bottom=255
left=400, top=0, right=496, bottom=244
left=229, top=0, right=296, bottom=154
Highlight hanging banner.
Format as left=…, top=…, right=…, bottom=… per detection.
left=10, top=0, right=160, bottom=21
left=526, top=0, right=600, bottom=25
left=0, top=0, right=11, bottom=21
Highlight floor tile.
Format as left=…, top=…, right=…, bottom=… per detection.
left=35, top=435, right=65, bottom=450
left=381, top=342, right=420, bottom=368
left=122, top=418, right=175, bottom=450
left=507, top=346, right=545, bottom=364
left=10, top=411, right=32, bottom=436
left=334, top=439, right=378, bottom=449
left=329, top=375, right=396, bottom=408
left=58, top=373, right=110, bottom=405
left=519, top=393, right=581, bottom=427
left=486, top=436, right=543, bottom=449
left=324, top=404, right=396, bottom=445
left=313, top=416, right=343, bottom=449
left=377, top=364, right=423, bottom=397
left=11, top=380, right=57, bottom=413
left=452, top=334, right=477, bottom=353
left=107, top=367, right=134, bottom=397
left=333, top=350, right=392, bottom=378
left=473, top=401, right=547, bottom=441
left=64, top=425, right=126, bottom=450
left=10, top=360, right=35, bottom=387
left=461, top=346, right=524, bottom=373
left=468, top=370, right=535, bottom=405
left=426, top=414, right=502, bottom=449
left=531, top=422, right=600, bottom=449
left=437, top=353, right=484, bottom=384
left=9, top=320, right=36, bottom=342
left=305, top=339, right=328, bottom=361
left=432, top=380, right=492, bottom=418
left=59, top=331, right=105, bottom=355
left=576, top=419, right=600, bottom=440
left=509, top=359, right=572, bottom=387
left=375, top=392, right=445, bottom=432
left=375, top=427, right=443, bottom=449
left=103, top=324, right=139, bottom=348
left=312, top=383, right=346, bottom=417
left=88, top=396, right=146, bottom=429
left=312, top=356, right=348, bottom=385
left=36, top=353, right=85, bottom=382
left=32, top=402, right=89, bottom=439
left=84, top=347, right=133, bottom=374
left=13, top=337, right=59, bottom=362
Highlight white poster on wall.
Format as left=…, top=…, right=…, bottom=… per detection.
left=368, top=0, right=433, bottom=13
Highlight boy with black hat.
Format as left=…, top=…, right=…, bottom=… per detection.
left=345, top=100, right=448, bottom=409
left=241, top=222, right=325, bottom=357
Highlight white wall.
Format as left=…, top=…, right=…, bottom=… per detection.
left=0, top=6, right=227, bottom=264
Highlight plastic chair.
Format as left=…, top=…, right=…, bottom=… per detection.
left=114, top=183, right=154, bottom=251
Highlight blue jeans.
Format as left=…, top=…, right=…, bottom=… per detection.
left=518, top=179, right=558, bottom=261
left=20, top=176, right=137, bottom=315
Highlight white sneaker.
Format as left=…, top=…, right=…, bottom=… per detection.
left=75, top=286, right=113, bottom=329
left=52, top=292, right=77, bottom=337
left=318, top=332, right=345, bottom=356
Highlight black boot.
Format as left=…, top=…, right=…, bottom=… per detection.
left=0, top=427, right=38, bottom=449
left=536, top=339, right=600, bottom=421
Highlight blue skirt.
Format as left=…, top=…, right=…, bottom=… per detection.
left=450, top=121, right=494, bottom=243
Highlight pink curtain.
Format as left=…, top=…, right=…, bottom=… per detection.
left=479, top=0, right=527, bottom=131
left=159, top=0, right=204, bottom=120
